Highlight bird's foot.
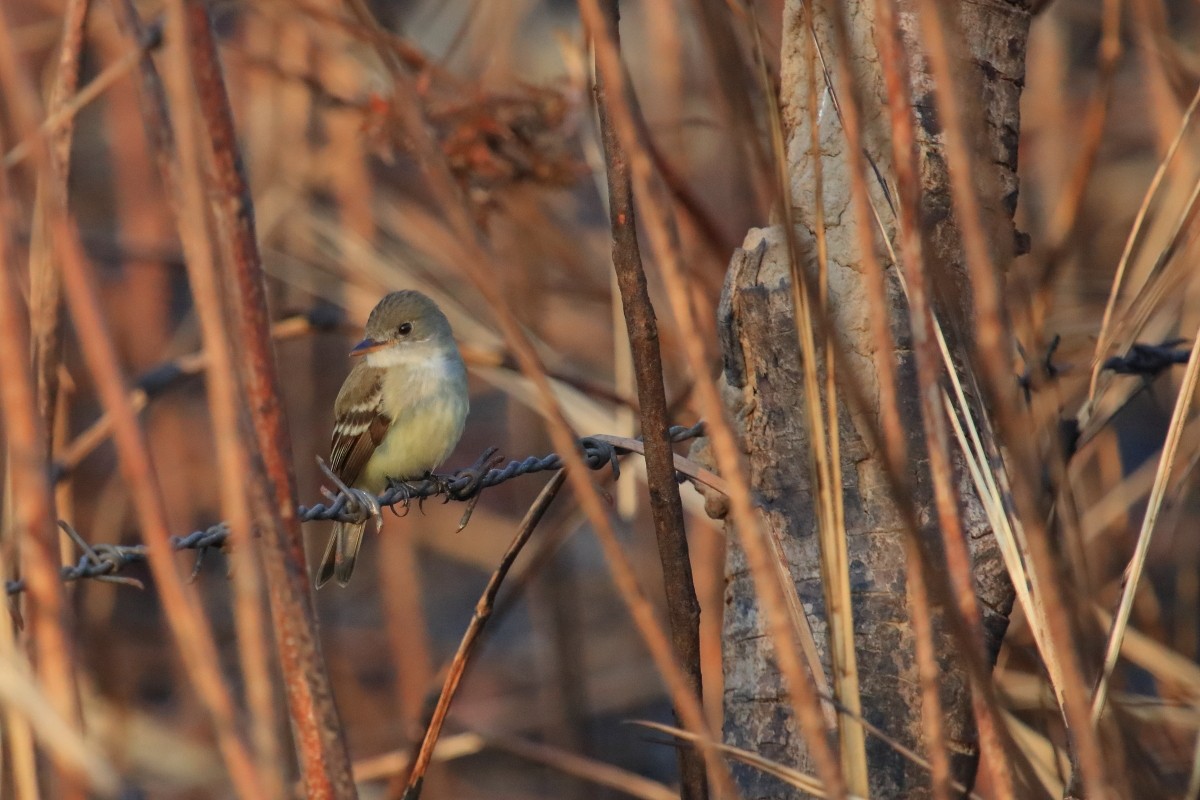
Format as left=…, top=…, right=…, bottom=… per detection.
left=384, top=477, right=417, bottom=517
left=424, top=471, right=454, bottom=502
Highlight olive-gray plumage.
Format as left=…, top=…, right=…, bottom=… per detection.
left=316, top=290, right=468, bottom=588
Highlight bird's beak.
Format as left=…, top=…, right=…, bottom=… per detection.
left=350, top=337, right=386, bottom=357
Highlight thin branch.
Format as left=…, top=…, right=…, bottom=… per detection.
left=0, top=97, right=82, bottom=800
left=181, top=2, right=357, bottom=795
left=401, top=470, right=567, bottom=799
left=593, top=4, right=707, bottom=799
left=156, top=0, right=282, bottom=788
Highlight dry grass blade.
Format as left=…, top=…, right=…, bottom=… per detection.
left=0, top=147, right=81, bottom=800
left=0, top=7, right=265, bottom=783
left=868, top=0, right=1017, bottom=795
left=746, top=0, right=863, bottom=778
left=486, top=734, right=679, bottom=800
left=632, top=720, right=865, bottom=800
left=1092, top=607, right=1200, bottom=701
left=174, top=3, right=358, bottom=793
left=909, top=0, right=1107, bottom=792
left=155, top=0, right=282, bottom=789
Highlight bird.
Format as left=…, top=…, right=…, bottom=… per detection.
left=316, top=290, right=469, bottom=588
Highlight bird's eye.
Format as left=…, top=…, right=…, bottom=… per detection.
left=398, top=322, right=413, bottom=336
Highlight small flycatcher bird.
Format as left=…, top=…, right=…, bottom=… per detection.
left=316, top=290, right=469, bottom=588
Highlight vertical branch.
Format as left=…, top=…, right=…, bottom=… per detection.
left=154, top=0, right=283, bottom=793
left=0, top=6, right=263, bottom=796
left=0, top=6, right=87, bottom=796
left=31, top=0, right=90, bottom=448
left=0, top=156, right=78, bottom=800
left=182, top=4, right=357, bottom=797
left=592, top=4, right=708, bottom=800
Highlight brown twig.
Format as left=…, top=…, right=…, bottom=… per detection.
left=0, top=13, right=269, bottom=785
left=180, top=2, right=358, bottom=795
left=0, top=5, right=88, bottom=797
left=593, top=4, right=707, bottom=798
left=401, top=470, right=567, bottom=799
left=868, top=1, right=1017, bottom=795
left=156, top=0, right=282, bottom=790
left=0, top=140, right=82, bottom=800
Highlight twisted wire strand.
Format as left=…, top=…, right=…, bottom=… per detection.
left=6, top=423, right=705, bottom=596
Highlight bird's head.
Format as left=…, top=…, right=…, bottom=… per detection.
left=351, top=290, right=456, bottom=365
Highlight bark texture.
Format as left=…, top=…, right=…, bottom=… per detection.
left=704, top=1, right=1031, bottom=797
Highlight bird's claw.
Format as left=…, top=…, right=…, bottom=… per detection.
left=385, top=478, right=416, bottom=517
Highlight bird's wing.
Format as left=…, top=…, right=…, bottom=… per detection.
left=330, top=362, right=393, bottom=487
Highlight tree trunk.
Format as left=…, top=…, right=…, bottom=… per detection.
left=707, top=1, right=1030, bottom=797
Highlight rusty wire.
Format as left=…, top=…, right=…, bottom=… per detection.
left=6, top=423, right=705, bottom=596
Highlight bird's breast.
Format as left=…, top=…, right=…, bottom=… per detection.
left=358, top=354, right=468, bottom=493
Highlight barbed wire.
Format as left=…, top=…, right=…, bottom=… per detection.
left=6, top=423, right=705, bottom=596
left=1102, top=339, right=1190, bottom=377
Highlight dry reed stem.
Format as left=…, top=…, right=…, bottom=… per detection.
left=156, top=2, right=281, bottom=791
left=593, top=7, right=708, bottom=796
left=580, top=0, right=848, bottom=795
left=0, top=5, right=88, bottom=796
left=38, top=132, right=268, bottom=800
left=909, top=3, right=1110, bottom=794
left=800, top=0, right=954, bottom=793
left=401, top=471, right=567, bottom=798
left=0, top=144, right=80, bottom=800
left=1092, top=326, right=1200, bottom=722
left=105, top=0, right=352, bottom=789
left=29, top=0, right=88, bottom=451
left=342, top=1, right=738, bottom=794
left=180, top=3, right=358, bottom=794
left=0, top=6, right=262, bottom=794
left=747, top=2, right=869, bottom=788
left=868, top=1, right=1017, bottom=795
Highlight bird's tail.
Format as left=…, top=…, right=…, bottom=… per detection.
left=315, top=521, right=367, bottom=588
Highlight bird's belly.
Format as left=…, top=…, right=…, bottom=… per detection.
left=358, top=393, right=467, bottom=493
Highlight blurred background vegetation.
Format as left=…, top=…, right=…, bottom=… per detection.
left=3, top=0, right=1200, bottom=797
